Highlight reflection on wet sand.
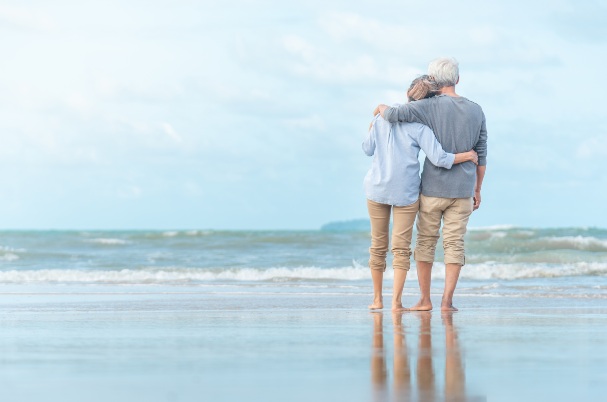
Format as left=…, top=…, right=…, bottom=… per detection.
left=371, top=312, right=388, bottom=401
left=393, top=311, right=411, bottom=401
left=416, top=312, right=436, bottom=402
left=443, top=313, right=466, bottom=401
left=371, top=311, right=469, bottom=402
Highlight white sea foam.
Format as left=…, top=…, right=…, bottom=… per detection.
left=87, top=238, right=129, bottom=245
left=458, top=262, right=607, bottom=280
left=489, top=231, right=507, bottom=239
left=0, top=262, right=605, bottom=284
left=0, top=253, right=20, bottom=261
left=0, top=245, right=25, bottom=261
left=468, top=225, right=517, bottom=231
left=541, top=236, right=607, bottom=251
left=185, top=230, right=213, bottom=236
left=0, top=246, right=27, bottom=253
left=0, top=266, right=369, bottom=284
left=157, top=230, right=213, bottom=237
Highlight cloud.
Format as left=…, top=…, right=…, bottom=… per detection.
left=282, top=35, right=379, bottom=83
left=162, top=123, right=183, bottom=143
left=1, top=0, right=607, bottom=229
left=66, top=92, right=90, bottom=115
left=283, top=114, right=326, bottom=131
left=318, top=12, right=416, bottom=48
left=117, top=185, right=143, bottom=199
left=576, top=136, right=607, bottom=159
left=0, top=5, right=55, bottom=31
left=282, top=33, right=422, bottom=86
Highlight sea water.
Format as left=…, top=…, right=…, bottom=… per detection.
left=1, top=227, right=606, bottom=298
left=1, top=228, right=606, bottom=401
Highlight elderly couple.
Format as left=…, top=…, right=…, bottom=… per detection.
left=363, top=57, right=487, bottom=312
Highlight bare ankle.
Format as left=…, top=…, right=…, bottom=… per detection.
left=369, top=296, right=384, bottom=310
left=407, top=297, right=432, bottom=311
left=441, top=298, right=458, bottom=311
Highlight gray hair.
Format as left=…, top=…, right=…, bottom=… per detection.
left=428, top=57, right=459, bottom=88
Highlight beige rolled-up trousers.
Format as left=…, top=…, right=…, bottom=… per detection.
left=413, top=194, right=473, bottom=266
left=367, top=199, right=419, bottom=272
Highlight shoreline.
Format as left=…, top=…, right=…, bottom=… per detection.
left=1, top=290, right=606, bottom=402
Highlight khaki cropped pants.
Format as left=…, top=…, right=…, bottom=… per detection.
left=413, top=194, right=473, bottom=266
left=367, top=199, right=419, bottom=272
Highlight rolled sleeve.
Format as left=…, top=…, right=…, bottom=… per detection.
left=362, top=116, right=382, bottom=156
left=443, top=153, right=455, bottom=169
left=362, top=131, right=375, bottom=156
left=416, top=125, right=455, bottom=169
left=475, top=114, right=488, bottom=166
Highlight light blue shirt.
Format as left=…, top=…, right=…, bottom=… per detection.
left=363, top=115, right=455, bottom=206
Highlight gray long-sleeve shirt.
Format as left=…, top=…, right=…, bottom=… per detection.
left=383, top=95, right=487, bottom=198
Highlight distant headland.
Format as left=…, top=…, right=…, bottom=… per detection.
left=320, top=219, right=370, bottom=232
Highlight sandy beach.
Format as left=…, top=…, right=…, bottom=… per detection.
left=1, top=287, right=606, bottom=402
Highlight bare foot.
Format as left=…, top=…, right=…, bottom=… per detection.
left=441, top=303, right=458, bottom=311
left=391, top=302, right=406, bottom=312
left=407, top=299, right=433, bottom=311
left=369, top=298, right=383, bottom=310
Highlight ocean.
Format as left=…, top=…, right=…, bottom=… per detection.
left=1, top=227, right=606, bottom=401
left=1, top=226, right=606, bottom=299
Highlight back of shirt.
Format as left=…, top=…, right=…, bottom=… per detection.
left=384, top=95, right=487, bottom=198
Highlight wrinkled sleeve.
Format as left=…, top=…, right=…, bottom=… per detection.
left=416, top=125, right=455, bottom=169
left=475, top=112, right=488, bottom=166
left=383, top=101, right=430, bottom=125
left=362, top=116, right=378, bottom=156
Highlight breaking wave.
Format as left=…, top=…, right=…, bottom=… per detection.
left=541, top=236, right=607, bottom=251
left=0, top=253, right=19, bottom=262
left=0, top=262, right=606, bottom=284
left=87, top=238, right=130, bottom=245
left=0, top=266, right=367, bottom=284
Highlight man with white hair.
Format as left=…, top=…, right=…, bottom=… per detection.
left=374, top=57, right=487, bottom=311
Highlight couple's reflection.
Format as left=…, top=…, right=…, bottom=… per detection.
left=371, top=311, right=466, bottom=402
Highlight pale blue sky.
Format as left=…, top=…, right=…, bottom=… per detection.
left=1, top=0, right=605, bottom=229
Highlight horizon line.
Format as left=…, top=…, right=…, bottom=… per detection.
left=0, top=225, right=604, bottom=232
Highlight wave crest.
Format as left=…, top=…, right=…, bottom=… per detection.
left=0, top=262, right=606, bottom=284
left=542, top=236, right=607, bottom=251
left=87, top=238, right=129, bottom=245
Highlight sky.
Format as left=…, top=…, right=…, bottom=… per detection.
left=1, top=0, right=606, bottom=230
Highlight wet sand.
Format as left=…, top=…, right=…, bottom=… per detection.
left=0, top=289, right=606, bottom=401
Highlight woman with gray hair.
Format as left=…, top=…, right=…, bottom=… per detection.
left=363, top=75, right=478, bottom=310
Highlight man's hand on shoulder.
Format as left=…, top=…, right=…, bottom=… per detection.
left=373, top=104, right=389, bottom=118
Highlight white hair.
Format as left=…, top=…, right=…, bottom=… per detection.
left=428, top=57, right=459, bottom=87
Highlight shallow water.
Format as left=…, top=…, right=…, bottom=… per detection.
left=1, top=290, right=606, bottom=402
left=1, top=227, right=606, bottom=299
left=1, top=229, right=606, bottom=401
